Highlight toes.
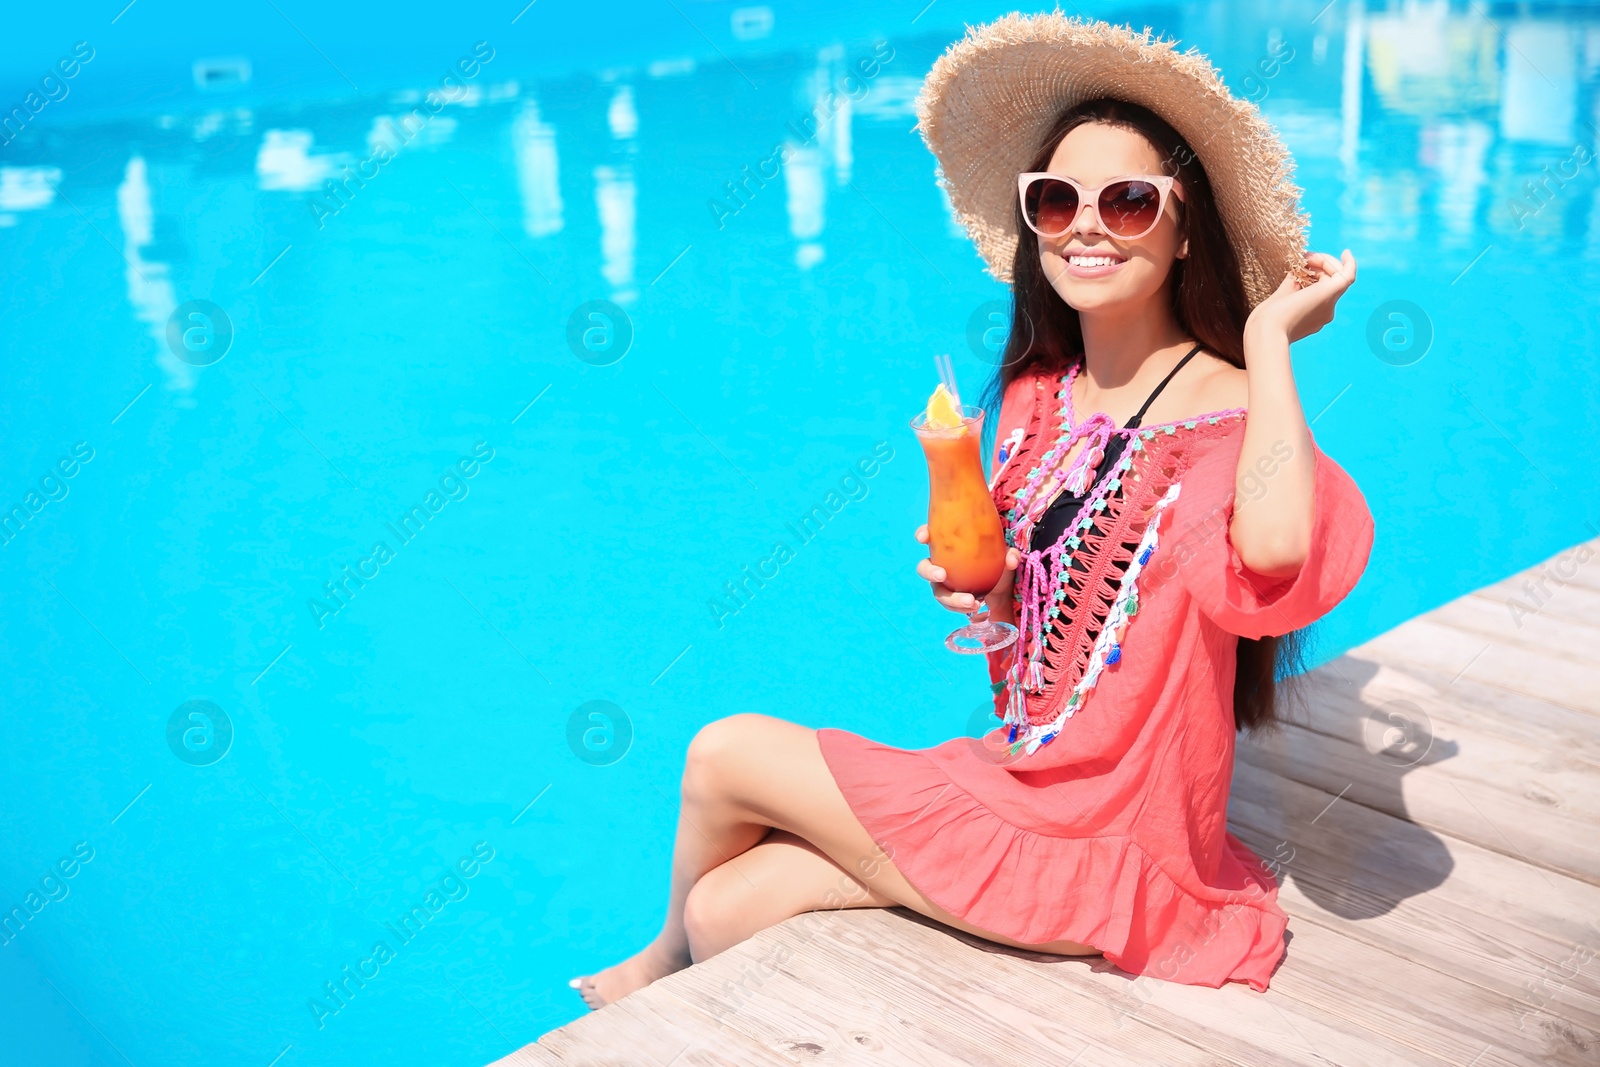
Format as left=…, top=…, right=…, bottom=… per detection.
left=570, top=975, right=607, bottom=1011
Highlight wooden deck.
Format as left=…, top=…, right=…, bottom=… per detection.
left=502, top=538, right=1600, bottom=1066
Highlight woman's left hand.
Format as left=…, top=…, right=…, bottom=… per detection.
left=1246, top=249, right=1357, bottom=344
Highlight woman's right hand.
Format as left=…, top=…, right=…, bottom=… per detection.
left=915, top=524, right=1022, bottom=615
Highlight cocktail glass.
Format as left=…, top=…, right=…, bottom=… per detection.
left=912, top=405, right=1019, bottom=654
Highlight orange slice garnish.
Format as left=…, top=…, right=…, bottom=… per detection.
left=925, top=383, right=964, bottom=430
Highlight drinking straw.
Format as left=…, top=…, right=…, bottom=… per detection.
left=935, top=353, right=962, bottom=409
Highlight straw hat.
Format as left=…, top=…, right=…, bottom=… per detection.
left=916, top=12, right=1314, bottom=307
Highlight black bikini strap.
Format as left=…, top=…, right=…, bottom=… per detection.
left=1125, top=342, right=1204, bottom=429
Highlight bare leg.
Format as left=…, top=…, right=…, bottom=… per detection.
left=683, top=829, right=895, bottom=961
left=572, top=714, right=1096, bottom=1008
left=570, top=717, right=776, bottom=1008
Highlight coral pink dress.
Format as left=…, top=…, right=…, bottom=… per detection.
left=818, top=361, right=1376, bottom=991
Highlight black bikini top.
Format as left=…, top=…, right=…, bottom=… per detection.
left=1027, top=342, right=1204, bottom=556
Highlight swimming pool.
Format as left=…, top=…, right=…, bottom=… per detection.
left=3, top=1, right=1598, bottom=1063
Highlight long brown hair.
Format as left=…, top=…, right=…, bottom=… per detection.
left=979, top=96, right=1307, bottom=733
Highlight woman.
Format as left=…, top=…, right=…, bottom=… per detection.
left=572, top=13, right=1374, bottom=1008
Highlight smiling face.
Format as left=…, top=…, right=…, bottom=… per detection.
left=1034, top=121, right=1188, bottom=315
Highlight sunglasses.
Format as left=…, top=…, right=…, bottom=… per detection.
left=1018, top=172, right=1185, bottom=241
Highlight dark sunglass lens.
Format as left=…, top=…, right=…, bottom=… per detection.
left=1027, top=179, right=1079, bottom=234
left=1100, top=181, right=1162, bottom=237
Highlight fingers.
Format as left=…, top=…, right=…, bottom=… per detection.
left=916, top=556, right=984, bottom=612
left=928, top=576, right=979, bottom=611
left=1268, top=249, right=1357, bottom=343
left=918, top=536, right=1018, bottom=613
left=1306, top=250, right=1355, bottom=289
left=1306, top=251, right=1340, bottom=273
left=1322, top=250, right=1354, bottom=297
left=1297, top=252, right=1335, bottom=281
left=1298, top=256, right=1335, bottom=289
left=942, top=589, right=981, bottom=611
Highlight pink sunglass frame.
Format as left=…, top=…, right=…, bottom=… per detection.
left=1017, top=172, right=1186, bottom=241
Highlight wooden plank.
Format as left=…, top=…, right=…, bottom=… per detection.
left=487, top=1043, right=564, bottom=1067
left=664, top=906, right=1234, bottom=1066
left=983, top=938, right=1449, bottom=1067
left=818, top=910, right=1453, bottom=1067
left=1266, top=914, right=1591, bottom=1067
left=1227, top=767, right=1600, bottom=1033
left=1472, top=556, right=1600, bottom=604
left=1444, top=588, right=1600, bottom=658
left=1281, top=662, right=1600, bottom=816
left=1356, top=616, right=1599, bottom=717
left=532, top=981, right=795, bottom=1066
left=1292, top=658, right=1600, bottom=770
left=1231, top=758, right=1600, bottom=952
left=1236, top=719, right=1600, bottom=885
left=1258, top=846, right=1600, bottom=1045
left=812, top=908, right=1440, bottom=1067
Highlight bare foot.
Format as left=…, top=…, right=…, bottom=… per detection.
left=569, top=940, right=691, bottom=1010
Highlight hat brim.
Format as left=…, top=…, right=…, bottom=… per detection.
left=916, top=12, right=1313, bottom=308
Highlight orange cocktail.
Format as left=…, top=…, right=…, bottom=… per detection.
left=913, top=390, right=1018, bottom=654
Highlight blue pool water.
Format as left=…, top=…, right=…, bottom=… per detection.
left=3, top=2, right=1599, bottom=1063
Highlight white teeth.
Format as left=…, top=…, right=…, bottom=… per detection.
left=1068, top=255, right=1122, bottom=267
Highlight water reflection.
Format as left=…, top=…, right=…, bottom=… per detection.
left=1501, top=20, right=1579, bottom=145
left=780, top=44, right=866, bottom=271
left=513, top=98, right=564, bottom=239
left=1427, top=121, right=1492, bottom=245
left=1288, top=0, right=1600, bottom=265
left=255, top=129, right=350, bottom=192
left=115, top=157, right=193, bottom=396
left=368, top=112, right=456, bottom=152
left=1365, top=3, right=1499, bottom=120
left=595, top=162, right=637, bottom=302
left=22, top=2, right=1599, bottom=392
left=189, top=108, right=253, bottom=142
left=853, top=74, right=919, bottom=119
left=607, top=83, right=638, bottom=140
left=0, top=165, right=61, bottom=215
left=596, top=80, right=639, bottom=304
left=1338, top=0, right=1364, bottom=175
left=784, top=142, right=826, bottom=270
